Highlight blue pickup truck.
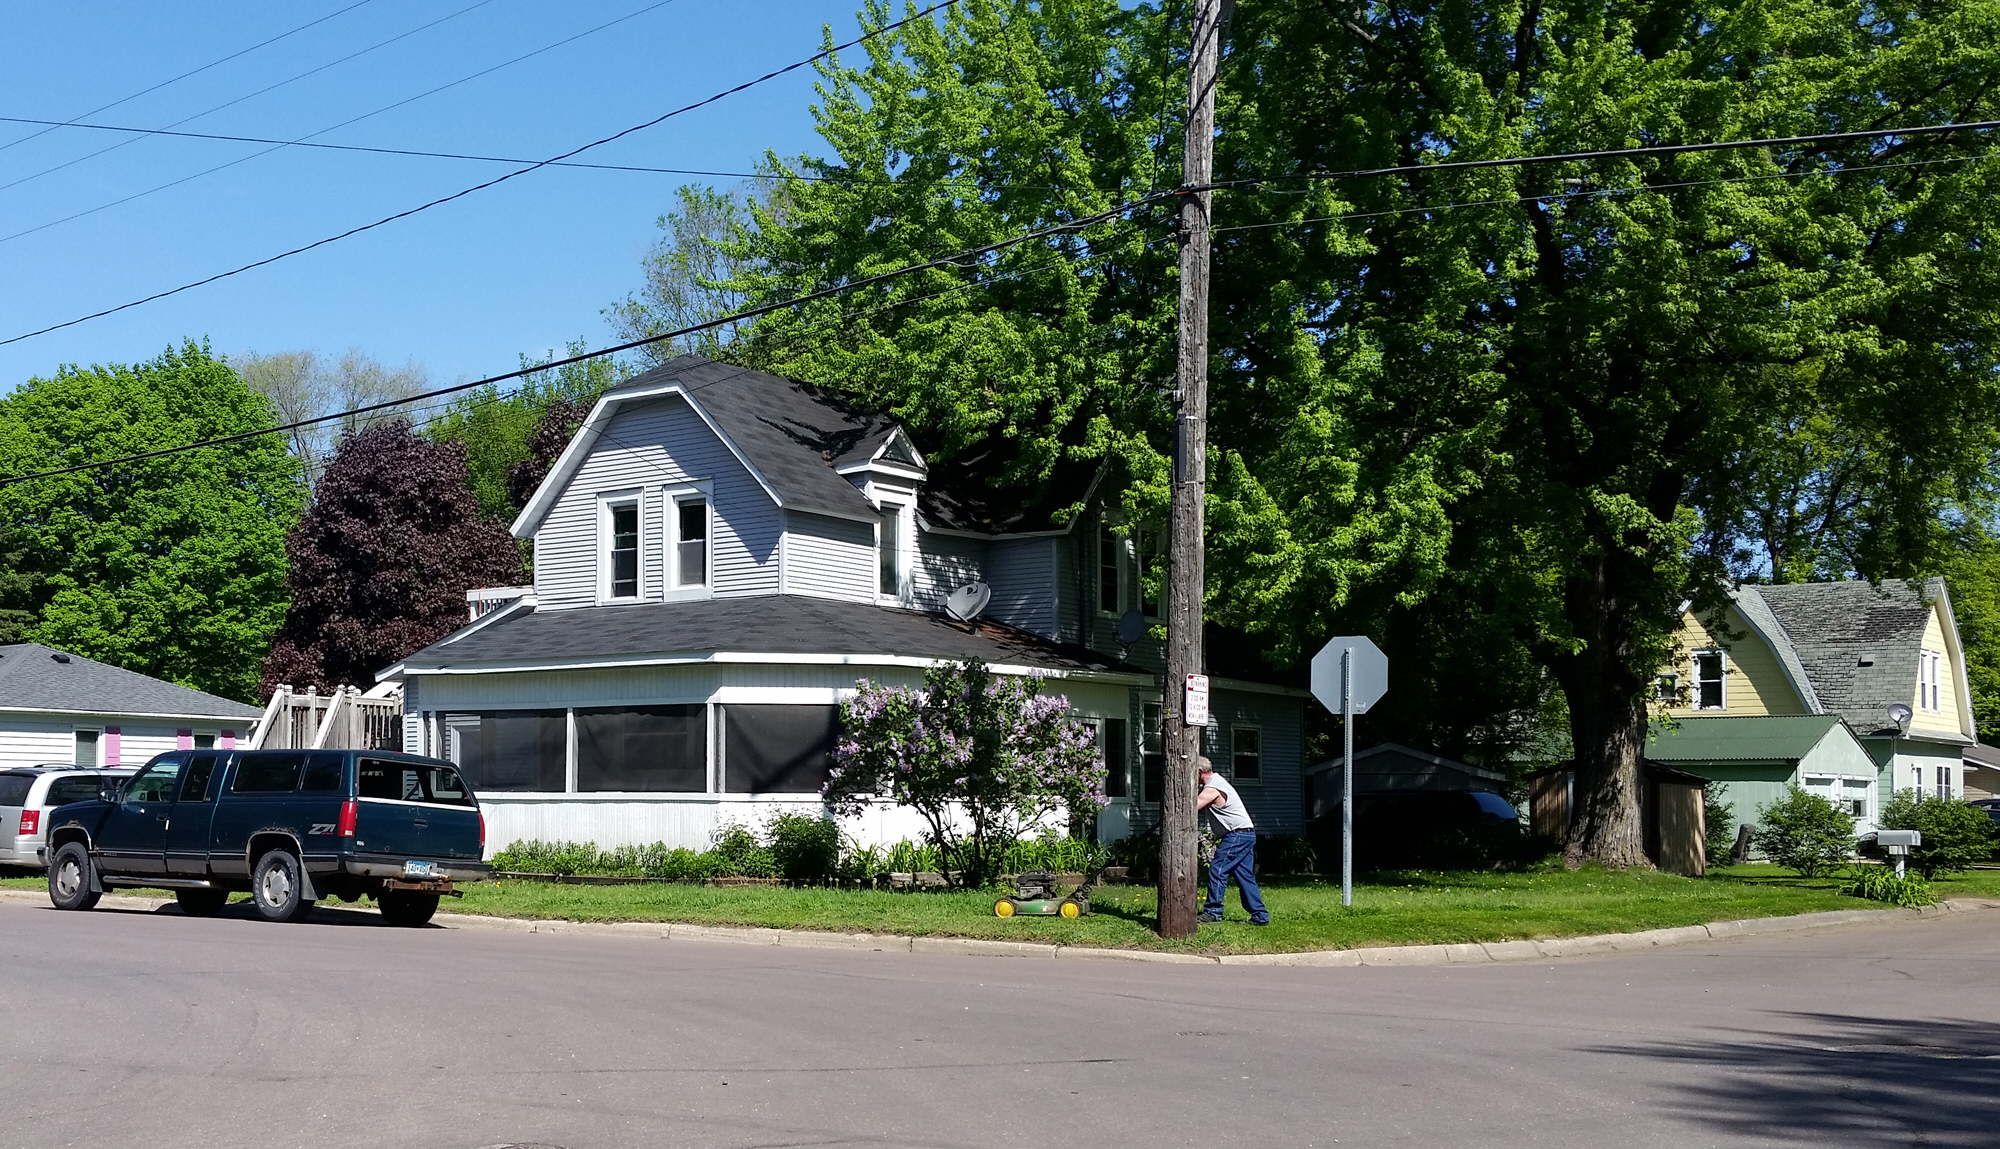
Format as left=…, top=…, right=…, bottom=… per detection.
left=41, top=748, right=490, bottom=926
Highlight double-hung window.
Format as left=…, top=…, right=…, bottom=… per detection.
left=878, top=502, right=905, bottom=598
left=1102, top=716, right=1129, bottom=798
left=1654, top=674, right=1679, bottom=704
left=1937, top=764, right=1953, bottom=801
left=601, top=494, right=642, bottom=601
left=1919, top=650, right=1943, bottom=712
left=674, top=497, right=709, bottom=588
left=1231, top=725, right=1262, bottom=783
left=1098, top=524, right=1122, bottom=614
left=1693, top=650, right=1726, bottom=710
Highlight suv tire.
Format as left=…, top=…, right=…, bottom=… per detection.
left=48, top=842, right=101, bottom=911
left=379, top=890, right=440, bottom=927
left=251, top=849, right=315, bottom=923
left=175, top=889, right=229, bottom=917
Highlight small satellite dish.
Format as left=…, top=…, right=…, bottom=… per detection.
left=1887, top=702, right=1913, bottom=730
left=1116, top=609, right=1148, bottom=646
left=944, top=581, right=992, bottom=623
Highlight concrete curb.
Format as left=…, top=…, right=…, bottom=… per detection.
left=5, top=887, right=1990, bottom=967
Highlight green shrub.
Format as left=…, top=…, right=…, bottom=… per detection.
left=491, top=840, right=602, bottom=876
left=1754, top=787, right=1855, bottom=877
left=1000, top=832, right=1098, bottom=874
left=883, top=839, right=943, bottom=873
left=1879, top=789, right=1999, bottom=878
left=1844, top=864, right=1939, bottom=907
left=766, top=812, right=841, bottom=881
left=1703, top=789, right=1738, bottom=864
left=709, top=822, right=778, bottom=878
left=1257, top=834, right=1318, bottom=875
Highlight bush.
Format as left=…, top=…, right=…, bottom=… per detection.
left=709, top=822, right=778, bottom=878
left=1878, top=789, right=1999, bottom=878
left=1844, top=864, right=1939, bottom=907
left=1703, top=789, right=1738, bottom=865
left=765, top=812, right=840, bottom=881
left=1754, top=787, right=1855, bottom=876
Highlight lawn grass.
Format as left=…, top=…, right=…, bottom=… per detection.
left=10, top=864, right=1994, bottom=954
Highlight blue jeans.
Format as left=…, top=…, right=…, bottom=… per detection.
left=1204, top=830, right=1269, bottom=923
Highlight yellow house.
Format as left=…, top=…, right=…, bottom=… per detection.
left=1654, top=577, right=1977, bottom=835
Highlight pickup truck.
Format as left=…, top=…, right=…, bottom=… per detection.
left=41, top=747, right=490, bottom=926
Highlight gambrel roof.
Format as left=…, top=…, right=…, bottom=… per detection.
left=0, top=643, right=260, bottom=720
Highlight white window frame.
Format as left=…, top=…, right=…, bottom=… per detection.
left=72, top=727, right=102, bottom=768
left=875, top=499, right=911, bottom=604
left=1838, top=777, right=1873, bottom=820
left=1920, top=649, right=1943, bottom=712
left=666, top=485, right=714, bottom=598
left=1936, top=763, right=1954, bottom=801
left=1692, top=649, right=1727, bottom=711
left=1230, top=723, right=1263, bottom=785
left=1654, top=673, right=1679, bottom=704
left=597, top=490, right=646, bottom=604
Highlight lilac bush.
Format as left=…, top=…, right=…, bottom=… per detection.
left=827, top=659, right=1106, bottom=887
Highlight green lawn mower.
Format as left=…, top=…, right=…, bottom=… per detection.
left=993, top=857, right=1109, bottom=918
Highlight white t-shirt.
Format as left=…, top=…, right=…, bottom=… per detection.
left=1201, top=772, right=1255, bottom=833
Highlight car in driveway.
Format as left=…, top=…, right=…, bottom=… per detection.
left=1967, top=798, right=2000, bottom=828
left=41, top=748, right=489, bottom=925
left=0, top=766, right=138, bottom=869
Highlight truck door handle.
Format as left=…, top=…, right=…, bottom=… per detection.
left=412, top=817, right=428, bottom=828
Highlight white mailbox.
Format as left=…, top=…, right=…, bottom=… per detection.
left=1874, top=829, right=1922, bottom=854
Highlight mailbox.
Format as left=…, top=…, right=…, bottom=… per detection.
left=1874, top=829, right=1922, bottom=854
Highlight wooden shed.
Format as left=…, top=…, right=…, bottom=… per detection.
left=1526, top=760, right=1709, bottom=876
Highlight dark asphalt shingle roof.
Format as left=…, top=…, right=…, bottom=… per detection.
left=610, top=356, right=899, bottom=521
left=1746, top=578, right=1944, bottom=737
left=0, top=643, right=261, bottom=719
left=401, top=596, right=1127, bottom=673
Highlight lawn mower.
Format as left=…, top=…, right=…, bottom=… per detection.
left=993, top=854, right=1112, bottom=918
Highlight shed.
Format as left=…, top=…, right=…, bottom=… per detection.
left=1301, top=742, right=1507, bottom=822
left=1526, top=760, right=1710, bottom=877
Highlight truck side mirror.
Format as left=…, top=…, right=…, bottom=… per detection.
left=99, top=782, right=122, bottom=804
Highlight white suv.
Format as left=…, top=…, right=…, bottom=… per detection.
left=0, top=766, right=137, bottom=869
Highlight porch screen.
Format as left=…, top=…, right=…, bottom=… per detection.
left=446, top=710, right=566, bottom=792
left=724, top=705, right=838, bottom=794
left=576, top=705, right=707, bottom=792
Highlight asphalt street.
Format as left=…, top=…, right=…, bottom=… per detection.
left=2, top=896, right=1995, bottom=1149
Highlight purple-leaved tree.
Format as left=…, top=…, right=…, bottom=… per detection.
left=826, top=659, right=1105, bottom=887
left=261, top=420, right=521, bottom=695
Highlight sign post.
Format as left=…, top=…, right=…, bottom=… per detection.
left=1310, top=637, right=1387, bottom=907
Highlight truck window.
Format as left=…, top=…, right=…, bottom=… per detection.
left=178, top=755, right=221, bottom=803
left=299, top=752, right=346, bottom=793
left=123, top=761, right=183, bottom=804
left=357, top=759, right=476, bottom=807
left=232, top=752, right=305, bottom=793
left=43, top=775, right=102, bottom=806
left=0, top=775, right=31, bottom=807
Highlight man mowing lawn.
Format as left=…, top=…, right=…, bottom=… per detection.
left=1197, top=756, right=1269, bottom=926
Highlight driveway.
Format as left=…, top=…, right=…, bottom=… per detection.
left=3, top=896, right=1995, bottom=1148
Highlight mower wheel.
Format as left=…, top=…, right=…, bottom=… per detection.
left=994, top=898, right=1017, bottom=917
left=1059, top=899, right=1082, bottom=919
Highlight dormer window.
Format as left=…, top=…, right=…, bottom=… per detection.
left=675, top=497, right=709, bottom=588
left=878, top=502, right=906, bottom=598
left=1098, top=524, right=1122, bottom=614
left=600, top=494, right=642, bottom=602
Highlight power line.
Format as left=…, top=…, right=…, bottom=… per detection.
left=0, top=184, right=1156, bottom=485
left=0, top=2, right=954, bottom=351
left=0, top=0, right=378, bottom=156
left=0, top=0, right=501, bottom=196
left=0, top=0, right=695, bottom=249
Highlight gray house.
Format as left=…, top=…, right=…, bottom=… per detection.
left=0, top=642, right=262, bottom=770
left=383, top=356, right=1306, bottom=856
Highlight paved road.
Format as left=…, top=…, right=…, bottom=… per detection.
left=2, top=896, right=1996, bottom=1149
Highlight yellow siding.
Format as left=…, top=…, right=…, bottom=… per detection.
left=1910, top=605, right=1968, bottom=738
left=1659, top=606, right=1809, bottom=719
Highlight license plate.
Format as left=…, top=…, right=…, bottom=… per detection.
left=402, top=861, right=438, bottom=879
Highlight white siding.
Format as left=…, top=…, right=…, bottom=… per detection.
left=0, top=715, right=228, bottom=770
left=912, top=530, right=986, bottom=612
left=986, top=537, right=1058, bottom=638
left=532, top=396, right=781, bottom=609
left=784, top=511, right=875, bottom=602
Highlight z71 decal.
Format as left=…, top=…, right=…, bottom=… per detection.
left=309, top=823, right=336, bottom=836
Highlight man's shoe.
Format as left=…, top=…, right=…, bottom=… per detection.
left=1249, top=918, right=1271, bottom=927
left=1197, top=913, right=1223, bottom=924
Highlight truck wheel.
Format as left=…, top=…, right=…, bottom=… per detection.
left=379, top=890, right=440, bottom=927
left=251, top=850, right=315, bottom=923
left=175, top=889, right=229, bottom=917
left=48, top=843, right=100, bottom=911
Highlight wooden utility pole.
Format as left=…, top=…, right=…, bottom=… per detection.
left=1158, top=0, right=1223, bottom=940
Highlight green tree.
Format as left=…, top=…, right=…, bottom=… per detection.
left=1879, top=788, right=1999, bottom=877
left=425, top=340, right=622, bottom=523
left=609, top=185, right=765, bottom=366
left=1210, top=0, right=2000, bottom=865
left=1943, top=534, right=2000, bottom=744
left=0, top=341, right=303, bottom=700
left=1755, top=787, right=1856, bottom=877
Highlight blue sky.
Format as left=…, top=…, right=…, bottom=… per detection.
left=0, top=0, right=865, bottom=393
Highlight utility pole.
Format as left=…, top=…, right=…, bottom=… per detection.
left=1158, top=0, right=1222, bottom=940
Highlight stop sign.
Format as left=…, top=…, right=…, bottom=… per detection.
left=1310, top=636, right=1387, bottom=714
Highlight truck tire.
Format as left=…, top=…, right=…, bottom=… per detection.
left=379, top=890, right=440, bottom=927
left=175, top=889, right=229, bottom=917
left=250, top=849, right=315, bottom=923
left=48, top=843, right=100, bottom=912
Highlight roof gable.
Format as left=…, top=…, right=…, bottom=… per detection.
left=0, top=643, right=261, bottom=720
left=1747, top=578, right=1948, bottom=736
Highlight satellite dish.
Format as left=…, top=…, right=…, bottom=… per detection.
left=944, top=581, right=992, bottom=623
left=1887, top=702, right=1913, bottom=730
left=1116, top=609, right=1148, bottom=646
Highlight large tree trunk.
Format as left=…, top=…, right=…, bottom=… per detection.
left=1545, top=555, right=1653, bottom=869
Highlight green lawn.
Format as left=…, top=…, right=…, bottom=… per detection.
left=10, top=864, right=1992, bottom=954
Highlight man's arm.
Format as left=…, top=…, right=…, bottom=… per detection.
left=1196, top=786, right=1225, bottom=812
